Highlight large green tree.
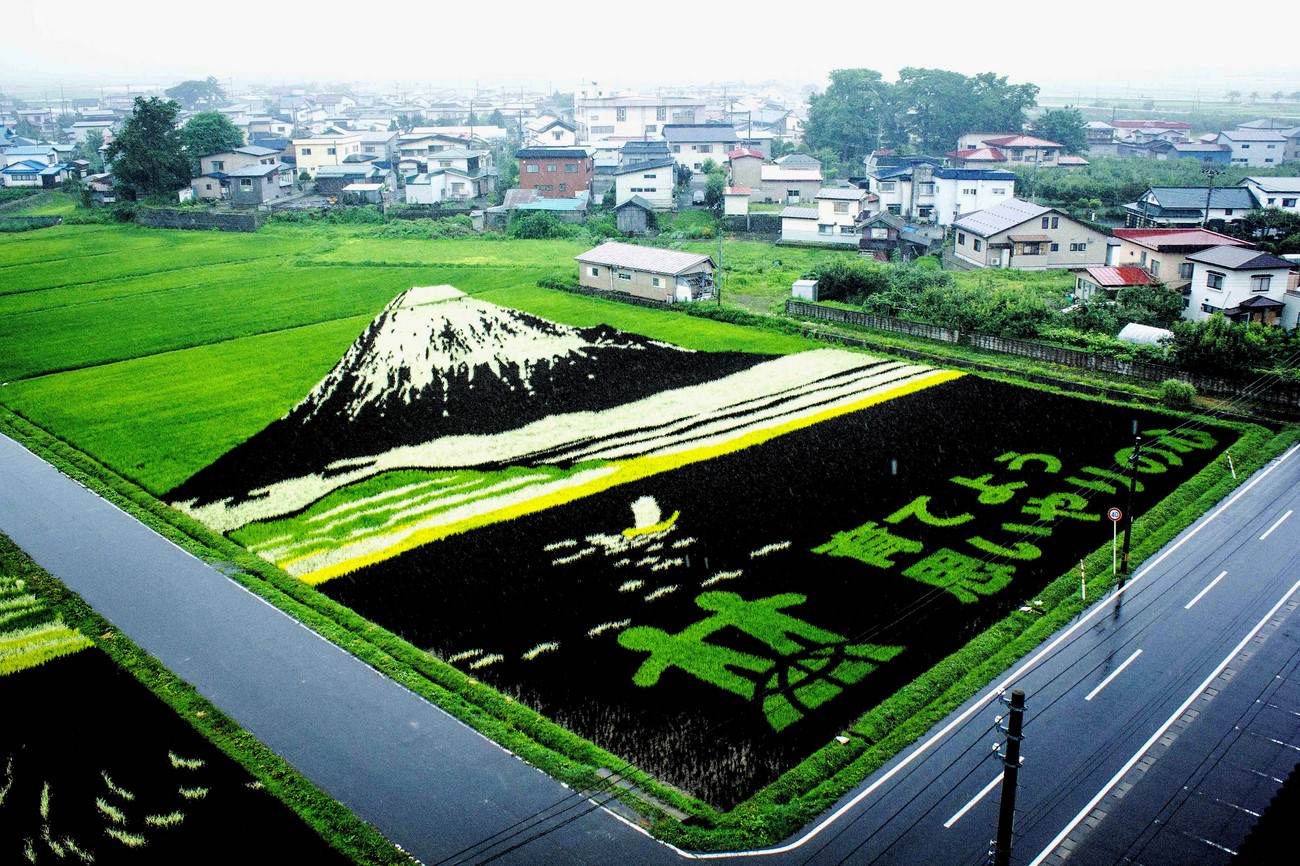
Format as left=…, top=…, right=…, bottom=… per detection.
left=1033, top=107, right=1087, bottom=154
left=181, top=111, right=245, bottom=170
left=805, top=69, right=894, bottom=163
left=76, top=129, right=105, bottom=171
left=105, top=97, right=192, bottom=200
left=164, top=76, right=225, bottom=110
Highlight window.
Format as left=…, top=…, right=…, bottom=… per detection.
left=301, top=148, right=312, bottom=155
left=918, top=183, right=934, bottom=195
left=1051, top=217, right=1059, bottom=228
left=879, top=181, right=896, bottom=192
left=918, top=206, right=932, bottom=218
left=671, top=144, right=681, bottom=153
left=787, top=189, right=800, bottom=198
left=1022, top=243, right=1042, bottom=255
left=962, top=187, right=976, bottom=195
left=656, top=107, right=666, bottom=121
left=652, top=276, right=662, bottom=287
left=992, top=188, right=1006, bottom=195
left=957, top=232, right=966, bottom=245
left=645, top=125, right=656, bottom=133
left=589, top=267, right=599, bottom=277
left=833, top=201, right=849, bottom=213
left=565, top=164, right=577, bottom=173
left=559, top=183, right=566, bottom=191
left=697, top=144, right=713, bottom=153
left=204, top=183, right=212, bottom=190
left=1069, top=242, right=1086, bottom=252
left=1041, top=217, right=1050, bottom=229
left=1150, top=260, right=1160, bottom=277
left=1139, top=251, right=1147, bottom=265
left=526, top=164, right=539, bottom=173
left=1241, top=144, right=1251, bottom=149
left=327, top=147, right=336, bottom=155
left=211, top=160, right=224, bottom=170
left=547, top=164, right=556, bottom=172
left=1207, top=271, right=1225, bottom=290
left=819, top=224, right=832, bottom=235
left=1201, top=302, right=1219, bottom=313
left=616, top=108, right=627, bottom=121
left=618, top=272, right=631, bottom=281
left=887, top=204, right=902, bottom=215
left=973, top=238, right=983, bottom=252
left=1179, top=262, right=1194, bottom=279
left=539, top=185, right=552, bottom=191
left=1284, top=198, right=1298, bottom=207
left=1268, top=197, right=1277, bottom=205
left=1224, top=208, right=1234, bottom=215
left=591, top=126, right=614, bottom=134
left=1251, top=275, right=1272, bottom=293
left=1050, top=242, right=1059, bottom=252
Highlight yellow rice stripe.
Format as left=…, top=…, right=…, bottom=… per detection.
left=298, top=369, right=964, bottom=586
left=622, top=511, right=680, bottom=538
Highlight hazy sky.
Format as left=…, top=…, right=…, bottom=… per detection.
left=5, top=2, right=1297, bottom=98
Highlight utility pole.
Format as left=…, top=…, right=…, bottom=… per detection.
left=991, top=689, right=1026, bottom=866
left=1120, top=433, right=1143, bottom=578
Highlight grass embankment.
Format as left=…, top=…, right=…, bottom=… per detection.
left=0, top=532, right=412, bottom=865
left=2, top=220, right=1297, bottom=849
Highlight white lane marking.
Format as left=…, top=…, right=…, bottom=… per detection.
left=1084, top=649, right=1143, bottom=702
left=944, top=773, right=1003, bottom=829
left=1185, top=571, right=1228, bottom=610
left=1260, top=509, right=1293, bottom=541
left=1029, top=578, right=1300, bottom=866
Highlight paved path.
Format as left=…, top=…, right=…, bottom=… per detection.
left=6, top=429, right=1300, bottom=866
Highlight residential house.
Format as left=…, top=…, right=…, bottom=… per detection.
left=1072, top=266, right=1155, bottom=302
left=525, top=118, right=578, bottom=147
left=573, top=93, right=705, bottom=143
left=1117, top=140, right=1231, bottom=164
left=574, top=241, right=715, bottom=302
left=619, top=140, right=671, bottom=168
left=226, top=163, right=288, bottom=205
left=1218, top=129, right=1286, bottom=167
left=292, top=128, right=363, bottom=177
left=865, top=159, right=941, bottom=221
left=404, top=171, right=448, bottom=205
left=358, top=131, right=399, bottom=166
left=315, top=164, right=391, bottom=197
left=1238, top=177, right=1300, bottom=215
left=612, top=158, right=675, bottom=209
left=512, top=191, right=591, bottom=224
left=516, top=147, right=593, bottom=198
left=773, top=153, right=822, bottom=171
left=3, top=145, right=57, bottom=168
left=193, top=145, right=289, bottom=201
left=663, top=124, right=740, bottom=173
left=68, top=120, right=116, bottom=145
left=756, top=163, right=822, bottom=204
left=947, top=147, right=1009, bottom=169
left=1084, top=122, right=1118, bottom=156
left=419, top=147, right=494, bottom=198
left=951, top=198, right=1107, bottom=270
left=1124, top=187, right=1258, bottom=228
left=778, top=186, right=870, bottom=245
left=932, top=169, right=1016, bottom=226
left=1109, top=228, right=1251, bottom=289
left=726, top=148, right=765, bottom=189
left=1183, top=246, right=1299, bottom=327
left=956, top=134, right=1064, bottom=166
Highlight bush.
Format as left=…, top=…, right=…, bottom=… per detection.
left=1157, top=378, right=1197, bottom=408
left=323, top=206, right=384, bottom=225
left=811, top=258, right=892, bottom=303
left=506, top=211, right=581, bottom=240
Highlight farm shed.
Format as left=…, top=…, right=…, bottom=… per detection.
left=575, top=241, right=715, bottom=302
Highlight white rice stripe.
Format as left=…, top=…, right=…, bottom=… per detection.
left=701, top=570, right=743, bottom=587
left=549, top=362, right=930, bottom=465
left=305, top=476, right=460, bottom=524
left=261, top=474, right=552, bottom=561
left=281, top=465, right=618, bottom=575
left=176, top=349, right=893, bottom=534
left=587, top=620, right=631, bottom=637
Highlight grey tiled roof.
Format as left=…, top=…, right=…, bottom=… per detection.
left=952, top=198, right=1051, bottom=236
left=575, top=241, right=713, bottom=275
left=1186, top=245, right=1295, bottom=270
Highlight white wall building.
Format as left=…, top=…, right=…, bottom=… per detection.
left=1184, top=245, right=1299, bottom=328
left=1238, top=177, right=1300, bottom=215
left=1219, top=129, right=1287, bottom=167
left=932, top=169, right=1017, bottom=226
left=612, top=158, right=675, bottom=209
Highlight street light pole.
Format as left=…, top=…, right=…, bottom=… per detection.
left=1202, top=166, right=1223, bottom=229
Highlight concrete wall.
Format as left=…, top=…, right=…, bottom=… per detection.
left=136, top=209, right=264, bottom=232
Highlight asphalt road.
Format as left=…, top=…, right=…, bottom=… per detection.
left=4, top=430, right=1299, bottom=866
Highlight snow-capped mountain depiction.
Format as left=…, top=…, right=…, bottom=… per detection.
left=167, top=286, right=771, bottom=508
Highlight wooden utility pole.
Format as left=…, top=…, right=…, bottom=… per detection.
left=1120, top=434, right=1143, bottom=578
left=991, top=689, right=1026, bottom=866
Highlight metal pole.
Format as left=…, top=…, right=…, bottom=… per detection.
left=992, top=689, right=1025, bottom=866
left=1120, top=434, right=1142, bottom=577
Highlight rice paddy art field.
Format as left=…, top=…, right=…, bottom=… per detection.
left=0, top=222, right=1256, bottom=838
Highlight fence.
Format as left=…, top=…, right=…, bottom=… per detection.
left=787, top=299, right=1300, bottom=407
left=136, top=209, right=264, bottom=233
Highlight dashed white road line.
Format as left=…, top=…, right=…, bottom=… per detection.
left=1185, top=571, right=1228, bottom=610
left=1084, top=649, right=1143, bottom=702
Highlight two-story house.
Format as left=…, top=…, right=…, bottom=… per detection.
left=1124, top=187, right=1258, bottom=228
left=1218, top=129, right=1286, bottom=167
left=662, top=124, right=740, bottom=173
left=956, top=134, right=1064, bottom=166
left=1183, top=246, right=1299, bottom=327
left=951, top=198, right=1107, bottom=270
left=573, top=92, right=705, bottom=144
left=292, top=128, right=363, bottom=178
left=193, top=145, right=288, bottom=201
left=1109, top=228, right=1250, bottom=287
left=525, top=118, right=578, bottom=147
left=516, top=147, right=594, bottom=198
left=1238, top=177, right=1300, bottom=216
left=612, top=158, right=675, bottom=209
left=931, top=169, right=1016, bottom=226
left=779, top=186, right=870, bottom=245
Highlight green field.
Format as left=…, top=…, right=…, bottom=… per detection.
left=0, top=223, right=826, bottom=494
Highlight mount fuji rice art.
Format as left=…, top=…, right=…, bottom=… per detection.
left=169, top=286, right=1228, bottom=806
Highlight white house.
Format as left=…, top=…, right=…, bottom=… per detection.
left=1218, top=129, right=1286, bottom=167
left=778, top=187, right=870, bottom=245
left=292, top=128, right=363, bottom=177
left=1183, top=246, right=1299, bottom=328
left=573, top=92, right=705, bottom=143
left=932, top=169, right=1016, bottom=226
left=1238, top=177, right=1300, bottom=215
left=612, top=158, right=675, bottom=209
left=404, top=171, right=448, bottom=204
left=663, top=124, right=740, bottom=173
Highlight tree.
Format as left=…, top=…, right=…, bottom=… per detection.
left=105, top=97, right=192, bottom=200
left=704, top=171, right=726, bottom=210
left=1033, top=107, right=1087, bottom=155
left=1115, top=282, right=1183, bottom=329
left=1167, top=314, right=1269, bottom=375
left=77, top=130, right=105, bottom=171
left=164, top=76, right=225, bottom=111
left=893, top=69, right=1037, bottom=155
left=805, top=68, right=891, bottom=163
left=1225, top=90, right=1241, bottom=101
left=1273, top=91, right=1285, bottom=102
left=180, top=111, right=245, bottom=171
left=487, top=109, right=506, bottom=129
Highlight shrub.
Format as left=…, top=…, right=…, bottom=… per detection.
left=323, top=206, right=383, bottom=225
left=507, top=211, right=581, bottom=240
left=811, top=258, right=891, bottom=303
left=1157, top=378, right=1197, bottom=408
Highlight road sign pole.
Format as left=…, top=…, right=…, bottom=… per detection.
left=1112, top=520, right=1117, bottom=574
left=1120, top=436, right=1142, bottom=581
left=992, top=689, right=1026, bottom=866
left=1080, top=559, right=1086, bottom=601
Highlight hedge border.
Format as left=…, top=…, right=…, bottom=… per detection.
left=2, top=368, right=1295, bottom=852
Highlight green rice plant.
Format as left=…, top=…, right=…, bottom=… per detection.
left=177, top=786, right=208, bottom=800
left=39, top=781, right=49, bottom=819
left=94, top=797, right=125, bottom=824
left=167, top=751, right=204, bottom=770
left=100, top=771, right=134, bottom=800
left=62, top=837, right=95, bottom=863
left=144, top=811, right=185, bottom=828
left=104, top=828, right=147, bottom=848
left=42, top=824, right=65, bottom=856
left=23, top=837, right=35, bottom=863
left=0, top=755, right=12, bottom=805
